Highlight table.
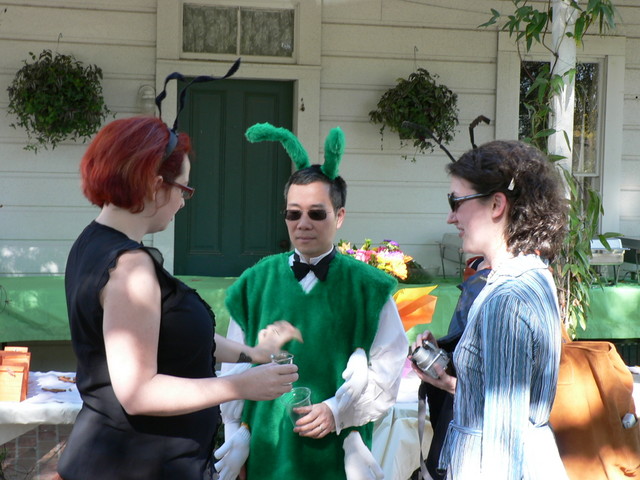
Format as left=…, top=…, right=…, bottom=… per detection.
left=621, top=237, right=640, bottom=283
left=0, top=371, right=80, bottom=445
left=2, top=275, right=639, bottom=343
left=372, top=361, right=433, bottom=480
left=0, top=276, right=237, bottom=342
left=4, top=367, right=640, bottom=480
left=1, top=368, right=429, bottom=480
left=576, top=284, right=640, bottom=339
left=0, top=276, right=463, bottom=342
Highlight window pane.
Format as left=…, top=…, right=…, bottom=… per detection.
left=573, top=63, right=600, bottom=174
left=519, top=60, right=601, bottom=176
left=183, top=4, right=237, bottom=54
left=519, top=61, right=550, bottom=151
left=240, top=8, right=294, bottom=57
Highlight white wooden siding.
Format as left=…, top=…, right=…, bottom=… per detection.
left=0, top=0, right=156, bottom=275
left=0, top=0, right=639, bottom=276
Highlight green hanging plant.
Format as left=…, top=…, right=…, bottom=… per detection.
left=369, top=68, right=459, bottom=158
left=7, top=49, right=112, bottom=152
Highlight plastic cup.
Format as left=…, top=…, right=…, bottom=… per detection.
left=279, top=386, right=311, bottom=427
left=271, top=351, right=294, bottom=365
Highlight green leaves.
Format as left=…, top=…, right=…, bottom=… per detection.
left=478, top=9, right=500, bottom=28
left=480, top=0, right=616, bottom=52
left=481, top=0, right=619, bottom=335
left=369, top=68, right=459, bottom=160
left=7, top=49, right=112, bottom=152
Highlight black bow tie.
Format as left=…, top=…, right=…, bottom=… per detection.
left=291, top=249, right=336, bottom=282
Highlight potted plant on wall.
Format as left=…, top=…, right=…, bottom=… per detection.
left=369, top=68, right=459, bottom=161
left=7, top=49, right=112, bottom=152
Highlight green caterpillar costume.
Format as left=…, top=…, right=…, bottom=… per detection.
left=223, top=122, right=399, bottom=479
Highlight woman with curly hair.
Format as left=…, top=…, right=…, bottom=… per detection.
left=414, top=140, right=569, bottom=479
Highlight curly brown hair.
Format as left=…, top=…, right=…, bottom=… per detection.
left=447, top=140, right=568, bottom=262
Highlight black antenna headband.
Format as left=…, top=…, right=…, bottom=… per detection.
left=401, top=121, right=456, bottom=163
left=401, top=115, right=491, bottom=163
left=155, top=58, right=241, bottom=159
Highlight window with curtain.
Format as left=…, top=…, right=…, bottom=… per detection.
left=182, top=4, right=294, bottom=58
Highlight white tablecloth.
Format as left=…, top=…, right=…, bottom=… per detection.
left=0, top=371, right=81, bottom=444
left=372, top=360, right=433, bottom=480
left=3, top=367, right=639, bottom=478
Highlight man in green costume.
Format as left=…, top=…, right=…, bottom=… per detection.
left=214, top=124, right=408, bottom=480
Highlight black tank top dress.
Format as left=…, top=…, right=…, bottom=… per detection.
left=58, top=221, right=220, bottom=479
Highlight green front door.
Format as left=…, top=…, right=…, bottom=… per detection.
left=174, top=79, right=293, bottom=276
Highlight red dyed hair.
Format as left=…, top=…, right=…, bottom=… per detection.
left=80, top=116, right=192, bottom=213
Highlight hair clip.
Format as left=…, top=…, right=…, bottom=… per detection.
left=508, top=177, right=515, bottom=191
left=155, top=59, right=241, bottom=159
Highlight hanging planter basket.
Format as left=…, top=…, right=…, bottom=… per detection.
left=7, top=49, right=112, bottom=152
left=369, top=68, right=459, bottom=157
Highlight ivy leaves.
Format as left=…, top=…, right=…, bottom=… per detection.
left=7, top=49, right=112, bottom=152
left=369, top=68, right=458, bottom=160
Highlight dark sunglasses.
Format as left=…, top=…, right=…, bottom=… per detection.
left=447, top=192, right=491, bottom=212
left=164, top=180, right=195, bottom=200
left=283, top=209, right=329, bottom=221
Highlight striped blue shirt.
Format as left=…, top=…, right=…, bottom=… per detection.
left=440, top=254, right=568, bottom=479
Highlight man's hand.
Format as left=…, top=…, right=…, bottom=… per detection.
left=343, top=431, right=384, bottom=480
left=293, top=402, right=335, bottom=438
left=336, top=348, right=368, bottom=412
left=252, top=320, right=303, bottom=363
left=214, top=425, right=250, bottom=480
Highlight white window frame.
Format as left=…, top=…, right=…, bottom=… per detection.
left=495, top=31, right=625, bottom=233
left=181, top=2, right=298, bottom=64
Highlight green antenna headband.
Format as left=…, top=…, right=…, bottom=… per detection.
left=245, top=122, right=344, bottom=180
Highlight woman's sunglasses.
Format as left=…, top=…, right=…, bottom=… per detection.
left=283, top=209, right=329, bottom=221
left=447, top=192, right=491, bottom=212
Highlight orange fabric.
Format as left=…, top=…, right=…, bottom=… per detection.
left=462, top=255, right=485, bottom=281
left=549, top=340, right=640, bottom=479
left=392, top=286, right=438, bottom=332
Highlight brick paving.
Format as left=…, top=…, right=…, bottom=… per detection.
left=0, top=425, right=71, bottom=480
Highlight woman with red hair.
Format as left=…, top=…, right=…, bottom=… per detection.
left=57, top=116, right=300, bottom=480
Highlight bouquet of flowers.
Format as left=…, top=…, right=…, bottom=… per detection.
left=337, top=239, right=414, bottom=281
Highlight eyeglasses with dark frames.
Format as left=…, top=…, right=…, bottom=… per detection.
left=283, top=209, right=329, bottom=221
left=165, top=180, right=195, bottom=200
left=447, top=192, right=491, bottom=212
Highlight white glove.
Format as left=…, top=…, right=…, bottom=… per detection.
left=343, top=431, right=384, bottom=480
left=336, top=348, right=369, bottom=412
left=214, top=424, right=250, bottom=480
left=219, top=363, right=252, bottom=424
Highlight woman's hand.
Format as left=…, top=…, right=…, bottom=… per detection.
left=408, top=330, right=456, bottom=395
left=252, top=320, right=303, bottom=363
left=410, top=330, right=437, bottom=354
left=237, top=363, right=299, bottom=401
left=410, top=361, right=456, bottom=395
